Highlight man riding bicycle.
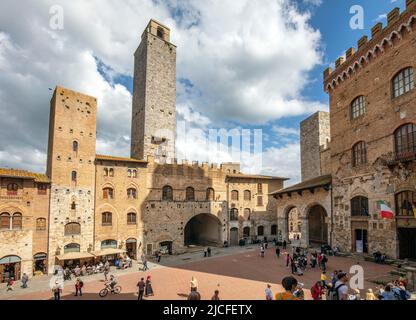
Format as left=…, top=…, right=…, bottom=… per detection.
left=107, top=275, right=117, bottom=292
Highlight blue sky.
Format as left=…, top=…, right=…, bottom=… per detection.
left=0, top=0, right=409, bottom=182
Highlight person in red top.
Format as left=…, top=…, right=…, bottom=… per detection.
left=311, top=281, right=324, bottom=300
left=317, top=253, right=323, bottom=270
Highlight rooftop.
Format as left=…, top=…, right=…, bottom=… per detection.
left=96, top=154, right=148, bottom=164
left=270, top=174, right=332, bottom=196
left=226, top=173, right=289, bottom=181
left=0, top=168, right=50, bottom=183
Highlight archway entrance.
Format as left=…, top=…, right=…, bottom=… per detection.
left=126, top=238, right=137, bottom=260
left=230, top=228, right=239, bottom=246
left=286, top=207, right=301, bottom=241
left=0, top=256, right=21, bottom=283
left=184, top=214, right=222, bottom=247
left=308, top=205, right=328, bottom=245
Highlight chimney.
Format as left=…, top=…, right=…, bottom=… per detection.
left=387, top=8, right=400, bottom=25
left=371, top=23, right=383, bottom=38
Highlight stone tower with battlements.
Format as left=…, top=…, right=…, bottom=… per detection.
left=131, top=19, right=177, bottom=163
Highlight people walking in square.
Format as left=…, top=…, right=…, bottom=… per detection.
left=141, top=254, right=149, bottom=271
left=74, top=278, right=83, bottom=297
left=283, top=240, right=287, bottom=250
left=21, top=273, right=29, bottom=289
left=211, top=290, right=220, bottom=301
left=6, top=278, right=14, bottom=292
left=137, top=277, right=145, bottom=300
left=260, top=246, right=265, bottom=258
left=265, top=284, right=273, bottom=300
left=145, top=275, right=154, bottom=297
left=311, top=281, right=324, bottom=300
left=320, top=271, right=327, bottom=288
left=190, top=277, right=198, bottom=292
left=52, top=281, right=62, bottom=300
left=207, top=247, right=212, bottom=257
left=366, top=288, right=377, bottom=300
left=286, top=253, right=290, bottom=267
left=275, top=247, right=280, bottom=259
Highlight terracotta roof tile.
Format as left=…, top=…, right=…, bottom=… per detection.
left=270, top=175, right=332, bottom=196
left=0, top=168, right=50, bottom=183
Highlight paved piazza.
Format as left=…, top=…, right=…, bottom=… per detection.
left=1, top=247, right=394, bottom=300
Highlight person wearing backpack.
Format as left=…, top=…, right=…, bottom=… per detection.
left=75, top=278, right=83, bottom=297
left=392, top=285, right=411, bottom=301
left=327, top=272, right=349, bottom=300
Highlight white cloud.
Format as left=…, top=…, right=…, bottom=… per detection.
left=0, top=0, right=324, bottom=182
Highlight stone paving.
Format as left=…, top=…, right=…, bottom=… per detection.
left=0, top=246, right=396, bottom=300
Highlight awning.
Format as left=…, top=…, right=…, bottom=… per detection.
left=56, top=252, right=95, bottom=261
left=92, top=248, right=126, bottom=257
left=0, top=256, right=21, bottom=264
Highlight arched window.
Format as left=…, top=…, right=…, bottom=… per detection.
left=71, top=201, right=76, bottom=210
left=257, top=183, right=263, bottom=194
left=244, top=208, right=251, bottom=220
left=64, top=222, right=81, bottom=236
left=72, top=141, right=78, bottom=153
left=351, top=96, right=366, bottom=119
left=127, top=213, right=137, bottom=225
left=352, top=141, right=367, bottom=167
left=127, top=169, right=132, bottom=178
left=127, top=188, right=137, bottom=199
left=104, top=168, right=108, bottom=177
left=102, top=212, right=112, bottom=226
left=206, top=188, right=215, bottom=201
left=230, top=208, right=239, bottom=221
left=231, top=190, right=239, bottom=201
left=244, top=190, right=251, bottom=201
left=64, top=243, right=80, bottom=253
left=393, top=67, right=414, bottom=98
left=36, top=218, right=46, bottom=231
left=257, top=226, right=264, bottom=236
left=395, top=123, right=416, bottom=159
left=162, top=185, right=173, bottom=201
left=186, top=187, right=195, bottom=201
left=109, top=168, right=114, bottom=177
left=12, top=213, right=22, bottom=230
left=351, top=196, right=369, bottom=217
left=71, top=171, right=77, bottom=182
left=132, top=170, right=137, bottom=178
left=7, top=183, right=18, bottom=196
left=103, top=187, right=114, bottom=199
left=157, top=27, right=164, bottom=39
left=0, top=213, right=10, bottom=230
left=395, top=191, right=416, bottom=216
left=271, top=225, right=277, bottom=236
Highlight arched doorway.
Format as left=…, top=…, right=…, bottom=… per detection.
left=126, top=238, right=137, bottom=260
left=184, top=214, right=222, bottom=246
left=33, top=253, right=48, bottom=275
left=286, top=207, right=301, bottom=241
left=230, top=228, right=239, bottom=246
left=0, top=255, right=21, bottom=282
left=308, top=205, right=328, bottom=245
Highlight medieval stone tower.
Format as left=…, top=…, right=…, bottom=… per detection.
left=300, top=111, right=330, bottom=182
left=131, top=19, right=177, bottom=163
left=46, top=86, right=97, bottom=270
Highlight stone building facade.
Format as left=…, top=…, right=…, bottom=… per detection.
left=323, top=1, right=416, bottom=259
left=0, top=19, right=286, bottom=280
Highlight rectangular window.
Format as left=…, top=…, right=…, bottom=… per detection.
left=257, top=196, right=263, bottom=206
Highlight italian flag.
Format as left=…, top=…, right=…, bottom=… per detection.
left=378, top=201, right=394, bottom=219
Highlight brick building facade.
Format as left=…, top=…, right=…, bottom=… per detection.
left=0, top=20, right=285, bottom=280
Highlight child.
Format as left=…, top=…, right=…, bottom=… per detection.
left=320, top=271, right=327, bottom=288
left=6, top=278, right=14, bottom=291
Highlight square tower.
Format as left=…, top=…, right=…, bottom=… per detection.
left=131, top=19, right=177, bottom=163
left=46, top=86, right=97, bottom=272
left=300, top=111, right=330, bottom=182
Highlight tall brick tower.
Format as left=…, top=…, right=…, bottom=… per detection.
left=131, top=19, right=177, bottom=163
left=46, top=86, right=97, bottom=272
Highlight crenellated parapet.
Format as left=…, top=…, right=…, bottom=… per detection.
left=324, top=0, right=416, bottom=92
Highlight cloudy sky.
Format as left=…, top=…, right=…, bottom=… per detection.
left=0, top=0, right=406, bottom=184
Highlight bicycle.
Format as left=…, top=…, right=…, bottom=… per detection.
left=99, top=284, right=122, bottom=297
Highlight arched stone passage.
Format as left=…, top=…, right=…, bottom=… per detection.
left=308, top=205, right=328, bottom=245
left=285, top=207, right=301, bottom=241
left=184, top=214, right=222, bottom=247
